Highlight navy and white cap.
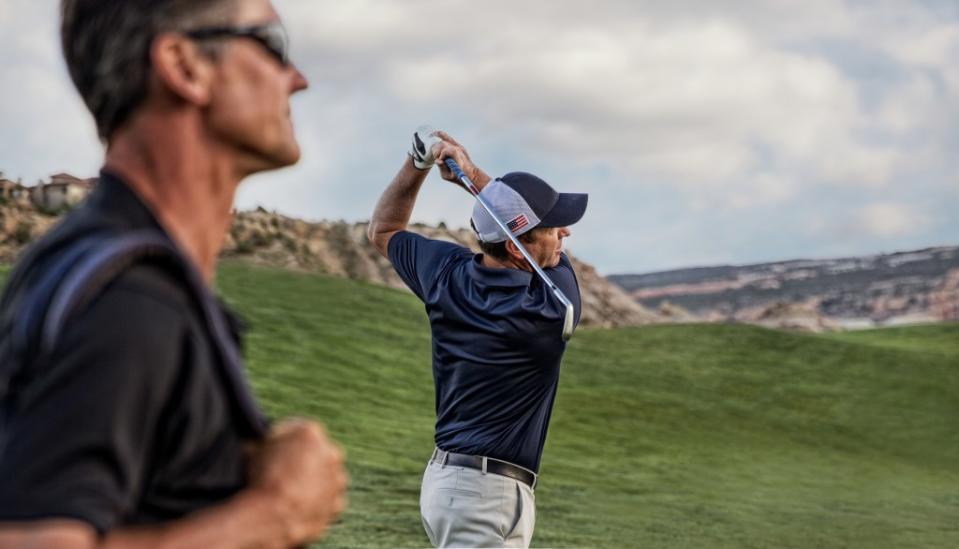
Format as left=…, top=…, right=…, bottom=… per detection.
left=471, top=172, right=588, bottom=243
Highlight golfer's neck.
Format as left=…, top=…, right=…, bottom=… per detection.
left=482, top=254, right=534, bottom=273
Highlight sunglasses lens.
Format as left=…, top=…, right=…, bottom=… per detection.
left=187, top=24, right=291, bottom=65
left=262, top=24, right=289, bottom=64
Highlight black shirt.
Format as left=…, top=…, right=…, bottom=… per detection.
left=0, top=172, right=256, bottom=532
left=388, top=230, right=581, bottom=473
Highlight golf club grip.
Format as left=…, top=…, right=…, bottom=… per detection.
left=444, top=157, right=481, bottom=197
left=444, top=157, right=467, bottom=180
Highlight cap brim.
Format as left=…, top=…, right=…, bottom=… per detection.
left=538, top=192, right=588, bottom=228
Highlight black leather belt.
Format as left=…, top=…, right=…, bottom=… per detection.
left=431, top=448, right=538, bottom=489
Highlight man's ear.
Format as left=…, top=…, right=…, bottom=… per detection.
left=504, top=239, right=525, bottom=263
left=149, top=33, right=216, bottom=106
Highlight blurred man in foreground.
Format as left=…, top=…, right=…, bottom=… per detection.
left=0, top=0, right=346, bottom=546
left=368, top=129, right=588, bottom=547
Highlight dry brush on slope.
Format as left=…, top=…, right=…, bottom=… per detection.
left=225, top=209, right=659, bottom=328
left=0, top=198, right=659, bottom=328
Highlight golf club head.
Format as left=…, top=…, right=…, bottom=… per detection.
left=562, top=302, right=575, bottom=341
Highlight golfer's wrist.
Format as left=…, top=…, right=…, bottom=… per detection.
left=235, top=485, right=301, bottom=547
left=471, top=169, right=492, bottom=191
left=408, top=151, right=433, bottom=171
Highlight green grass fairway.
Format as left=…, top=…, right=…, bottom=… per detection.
left=3, top=261, right=955, bottom=546
left=213, top=262, right=959, bottom=548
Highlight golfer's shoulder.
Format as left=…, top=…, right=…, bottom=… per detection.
left=547, top=252, right=580, bottom=293
left=552, top=252, right=578, bottom=276
left=389, top=229, right=471, bottom=260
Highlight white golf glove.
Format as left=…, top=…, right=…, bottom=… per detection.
left=409, top=125, right=441, bottom=170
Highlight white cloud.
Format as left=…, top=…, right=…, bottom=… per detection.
left=237, top=95, right=359, bottom=214
left=855, top=203, right=929, bottom=238
left=280, top=0, right=923, bottom=200
left=890, top=26, right=959, bottom=69
left=0, top=2, right=101, bottom=181
left=0, top=0, right=955, bottom=272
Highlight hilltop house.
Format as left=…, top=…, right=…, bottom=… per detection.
left=0, top=174, right=31, bottom=206
left=30, top=173, right=97, bottom=213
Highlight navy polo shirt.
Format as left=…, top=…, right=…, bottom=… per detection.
left=388, top=230, right=581, bottom=473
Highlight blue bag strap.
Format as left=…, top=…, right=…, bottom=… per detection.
left=11, top=236, right=106, bottom=358
left=1, top=234, right=107, bottom=402
left=4, top=231, right=268, bottom=438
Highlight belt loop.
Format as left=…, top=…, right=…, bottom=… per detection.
left=430, top=447, right=438, bottom=463
left=481, top=456, right=488, bottom=475
left=441, top=450, right=449, bottom=469
left=531, top=472, right=538, bottom=490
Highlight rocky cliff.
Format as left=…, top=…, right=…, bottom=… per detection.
left=0, top=199, right=657, bottom=328
left=610, top=248, right=959, bottom=329
left=224, top=209, right=658, bottom=328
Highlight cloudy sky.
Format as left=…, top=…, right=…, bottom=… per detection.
left=1, top=0, right=956, bottom=274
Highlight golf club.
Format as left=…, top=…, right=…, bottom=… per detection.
left=444, top=157, right=576, bottom=341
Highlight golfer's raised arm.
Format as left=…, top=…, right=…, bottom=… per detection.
left=368, top=128, right=491, bottom=257
left=431, top=131, right=492, bottom=193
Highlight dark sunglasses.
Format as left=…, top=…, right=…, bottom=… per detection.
left=185, top=22, right=290, bottom=66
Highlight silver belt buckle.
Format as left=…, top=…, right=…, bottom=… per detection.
left=432, top=447, right=451, bottom=468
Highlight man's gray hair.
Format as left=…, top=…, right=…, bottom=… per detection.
left=61, top=0, right=237, bottom=141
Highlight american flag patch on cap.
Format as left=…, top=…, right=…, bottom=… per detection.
left=507, top=214, right=529, bottom=233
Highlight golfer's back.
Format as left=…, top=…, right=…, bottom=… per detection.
left=388, top=230, right=581, bottom=474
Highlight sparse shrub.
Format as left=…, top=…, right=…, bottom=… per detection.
left=235, top=240, right=255, bottom=254
left=14, top=220, right=32, bottom=244
left=250, top=229, right=272, bottom=248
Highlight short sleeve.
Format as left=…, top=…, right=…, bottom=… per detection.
left=0, top=275, right=185, bottom=533
left=546, top=252, right=583, bottom=326
left=387, top=230, right=466, bottom=301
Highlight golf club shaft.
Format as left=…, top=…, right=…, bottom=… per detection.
left=444, top=158, right=575, bottom=340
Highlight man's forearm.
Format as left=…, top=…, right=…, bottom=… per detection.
left=0, top=490, right=299, bottom=549
left=367, top=132, right=495, bottom=256
left=367, top=157, right=430, bottom=255
left=101, top=489, right=295, bottom=549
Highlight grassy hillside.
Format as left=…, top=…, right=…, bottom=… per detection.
left=213, top=262, right=959, bottom=548
left=1, top=261, right=954, bottom=546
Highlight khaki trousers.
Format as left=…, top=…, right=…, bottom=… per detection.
left=420, top=458, right=536, bottom=548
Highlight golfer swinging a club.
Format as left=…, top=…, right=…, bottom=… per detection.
left=369, top=127, right=588, bottom=548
